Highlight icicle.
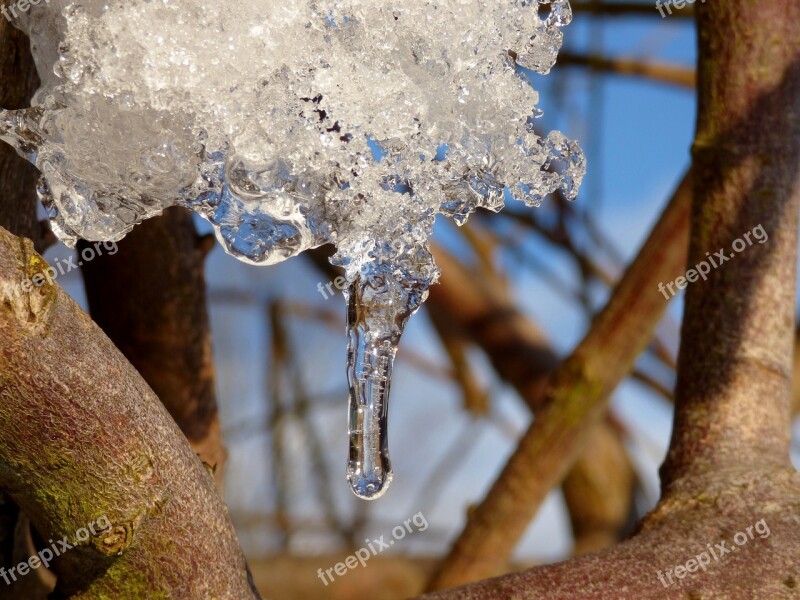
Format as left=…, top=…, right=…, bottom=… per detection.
left=345, top=272, right=425, bottom=499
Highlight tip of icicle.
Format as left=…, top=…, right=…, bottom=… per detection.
left=348, top=469, right=393, bottom=501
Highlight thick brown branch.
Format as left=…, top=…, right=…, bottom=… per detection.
left=0, top=14, right=50, bottom=598
left=660, top=1, right=800, bottom=490
left=0, top=227, right=259, bottom=598
left=423, top=470, right=800, bottom=599
left=79, top=208, right=226, bottom=485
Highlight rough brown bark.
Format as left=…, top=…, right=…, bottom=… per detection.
left=2, top=16, right=250, bottom=594
left=427, top=172, right=691, bottom=590
left=79, top=208, right=226, bottom=486
left=659, top=1, right=799, bottom=491
left=0, top=13, right=53, bottom=598
left=0, top=226, right=260, bottom=598
left=422, top=1, right=800, bottom=597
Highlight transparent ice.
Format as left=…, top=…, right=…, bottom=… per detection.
left=0, top=0, right=584, bottom=500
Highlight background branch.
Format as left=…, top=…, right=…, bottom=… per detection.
left=79, top=208, right=226, bottom=486
left=427, top=172, right=692, bottom=590
left=558, top=52, right=695, bottom=88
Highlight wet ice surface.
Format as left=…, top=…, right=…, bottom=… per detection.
left=0, top=0, right=584, bottom=499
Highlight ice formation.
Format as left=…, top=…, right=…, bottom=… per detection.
left=1, top=0, right=584, bottom=499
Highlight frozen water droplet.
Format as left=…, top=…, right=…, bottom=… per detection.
left=544, top=0, right=573, bottom=27
left=0, top=108, right=45, bottom=163
left=345, top=270, right=428, bottom=500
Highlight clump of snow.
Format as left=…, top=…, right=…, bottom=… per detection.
left=1, top=0, right=584, bottom=499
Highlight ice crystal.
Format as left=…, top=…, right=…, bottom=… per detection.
left=1, top=0, right=584, bottom=499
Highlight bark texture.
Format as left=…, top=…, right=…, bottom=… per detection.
left=659, top=0, right=799, bottom=491
left=0, top=226, right=259, bottom=598
left=0, top=13, right=54, bottom=598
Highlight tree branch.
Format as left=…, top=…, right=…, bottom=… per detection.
left=659, top=0, right=800, bottom=491
left=426, top=172, right=692, bottom=590
left=558, top=52, right=695, bottom=89
left=79, top=209, right=226, bottom=487
left=422, top=1, right=800, bottom=597
left=427, top=247, right=558, bottom=409
left=0, top=227, right=259, bottom=597
left=0, top=13, right=52, bottom=597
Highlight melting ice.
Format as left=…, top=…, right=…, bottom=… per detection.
left=0, top=0, right=584, bottom=499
